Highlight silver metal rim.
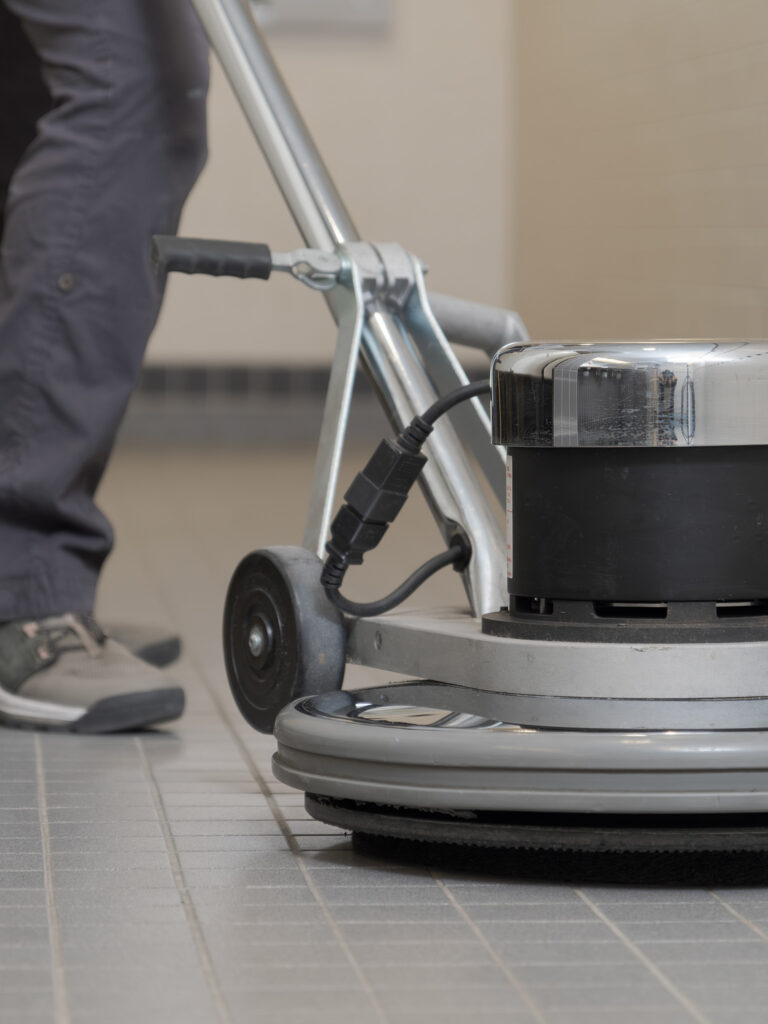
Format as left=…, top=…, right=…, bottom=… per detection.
left=346, top=608, right=768, bottom=702
left=273, top=689, right=768, bottom=815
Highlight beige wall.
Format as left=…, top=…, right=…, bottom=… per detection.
left=515, top=0, right=768, bottom=341
left=148, top=0, right=515, bottom=365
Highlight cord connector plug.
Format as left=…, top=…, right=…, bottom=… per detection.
left=321, top=438, right=428, bottom=587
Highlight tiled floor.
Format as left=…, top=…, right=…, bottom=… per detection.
left=4, top=440, right=768, bottom=1024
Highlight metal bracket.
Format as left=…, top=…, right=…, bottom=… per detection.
left=297, top=240, right=506, bottom=613
left=301, top=254, right=364, bottom=555
left=271, top=248, right=341, bottom=290
left=299, top=242, right=421, bottom=557
left=189, top=0, right=506, bottom=615
left=400, top=253, right=505, bottom=505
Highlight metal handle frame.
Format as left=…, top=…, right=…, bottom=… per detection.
left=190, top=0, right=508, bottom=615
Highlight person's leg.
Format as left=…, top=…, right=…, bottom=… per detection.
left=0, top=0, right=208, bottom=730
left=0, top=0, right=209, bottom=621
left=0, top=3, right=186, bottom=672
left=0, top=4, right=51, bottom=240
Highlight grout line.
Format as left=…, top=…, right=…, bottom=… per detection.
left=135, top=737, right=232, bottom=1024
left=431, top=876, right=549, bottom=1024
left=575, top=889, right=712, bottom=1024
left=292, top=854, right=390, bottom=1024
left=124, top=519, right=389, bottom=1018
left=182, top=674, right=391, bottom=1024
left=34, top=735, right=70, bottom=1024
left=710, top=891, right=768, bottom=942
left=226, top=738, right=390, bottom=1023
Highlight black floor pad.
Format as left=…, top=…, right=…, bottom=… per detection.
left=352, top=832, right=768, bottom=886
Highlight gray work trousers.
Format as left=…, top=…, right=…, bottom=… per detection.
left=0, top=0, right=209, bottom=619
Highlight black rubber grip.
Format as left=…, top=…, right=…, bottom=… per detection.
left=151, top=236, right=272, bottom=280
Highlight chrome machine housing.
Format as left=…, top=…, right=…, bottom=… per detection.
left=274, top=342, right=768, bottom=845
left=491, top=338, right=768, bottom=448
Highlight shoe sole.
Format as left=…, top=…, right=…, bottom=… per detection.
left=72, top=688, right=186, bottom=733
left=0, top=687, right=185, bottom=733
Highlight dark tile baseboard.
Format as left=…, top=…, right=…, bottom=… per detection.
left=120, top=363, right=385, bottom=445
left=136, top=364, right=375, bottom=400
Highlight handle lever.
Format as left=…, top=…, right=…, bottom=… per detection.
left=152, top=236, right=342, bottom=291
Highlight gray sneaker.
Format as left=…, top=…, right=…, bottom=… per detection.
left=106, top=623, right=181, bottom=668
left=0, top=614, right=185, bottom=733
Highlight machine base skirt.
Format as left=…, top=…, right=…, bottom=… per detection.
left=273, top=686, right=768, bottom=827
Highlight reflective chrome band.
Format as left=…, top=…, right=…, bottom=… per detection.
left=292, top=680, right=768, bottom=731
left=491, top=340, right=768, bottom=447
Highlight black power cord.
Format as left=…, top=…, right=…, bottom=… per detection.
left=321, top=380, right=491, bottom=617
left=420, top=378, right=493, bottom=426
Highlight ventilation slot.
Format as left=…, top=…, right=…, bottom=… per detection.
left=716, top=600, right=768, bottom=619
left=593, top=601, right=668, bottom=620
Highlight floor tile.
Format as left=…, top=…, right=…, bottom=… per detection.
left=0, top=442, right=763, bottom=1024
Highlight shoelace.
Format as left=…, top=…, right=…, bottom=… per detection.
left=32, top=614, right=107, bottom=660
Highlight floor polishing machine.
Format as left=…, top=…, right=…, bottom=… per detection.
left=156, top=0, right=768, bottom=853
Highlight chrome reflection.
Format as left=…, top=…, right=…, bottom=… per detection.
left=297, top=691, right=535, bottom=733
left=353, top=703, right=534, bottom=733
left=355, top=705, right=505, bottom=729
left=492, top=339, right=768, bottom=447
left=290, top=683, right=768, bottom=734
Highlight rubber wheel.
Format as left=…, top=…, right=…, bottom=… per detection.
left=223, top=546, right=345, bottom=733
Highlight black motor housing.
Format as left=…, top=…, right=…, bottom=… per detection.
left=487, top=340, right=768, bottom=643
